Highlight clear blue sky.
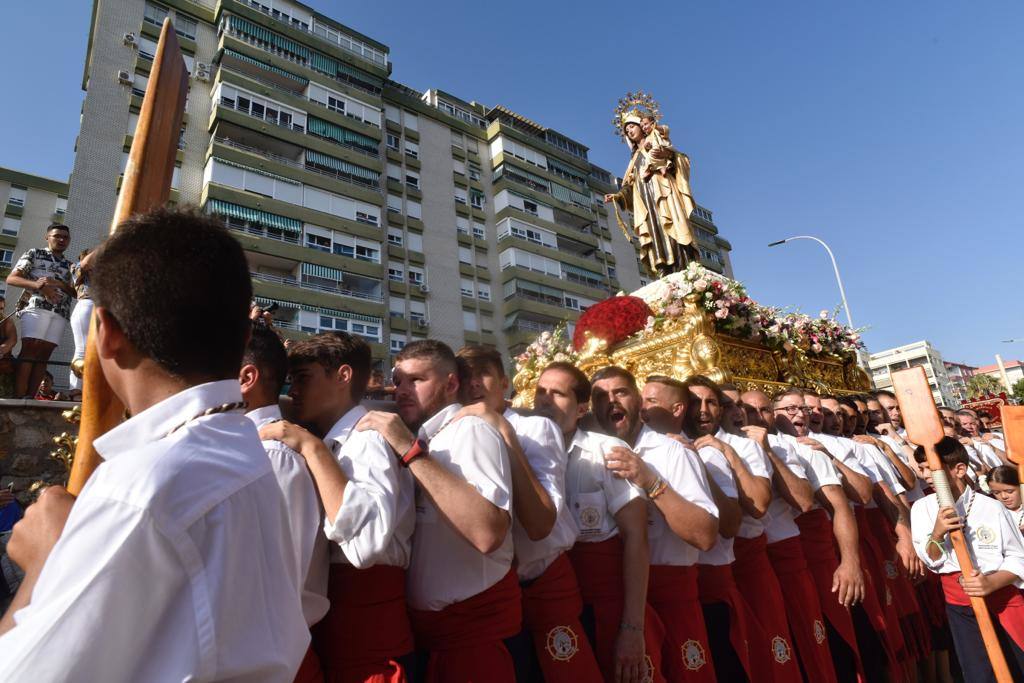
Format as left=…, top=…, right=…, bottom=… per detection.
left=2, top=1, right=1021, bottom=366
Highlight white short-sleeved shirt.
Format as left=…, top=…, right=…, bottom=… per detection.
left=811, top=431, right=872, bottom=482
left=697, top=445, right=740, bottom=566
left=505, top=410, right=578, bottom=581
left=632, top=426, right=718, bottom=566
left=323, top=405, right=415, bottom=569
left=717, top=429, right=772, bottom=539
left=856, top=441, right=907, bottom=497
left=975, top=441, right=1005, bottom=469
left=0, top=380, right=309, bottom=681
left=247, top=404, right=330, bottom=628
left=911, top=488, right=1024, bottom=586
left=408, top=403, right=514, bottom=611
left=778, top=433, right=842, bottom=512
left=566, top=429, right=643, bottom=543
left=763, top=434, right=806, bottom=543
left=878, top=434, right=925, bottom=502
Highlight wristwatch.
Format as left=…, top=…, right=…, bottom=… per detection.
left=400, top=438, right=429, bottom=467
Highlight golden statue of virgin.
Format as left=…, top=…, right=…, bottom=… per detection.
left=604, top=92, right=699, bottom=278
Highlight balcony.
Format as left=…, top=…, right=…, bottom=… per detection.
left=250, top=270, right=384, bottom=303
left=225, top=218, right=300, bottom=245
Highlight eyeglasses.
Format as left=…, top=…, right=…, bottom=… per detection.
left=774, top=405, right=809, bottom=414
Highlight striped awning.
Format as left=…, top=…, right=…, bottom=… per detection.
left=254, top=296, right=299, bottom=310
left=228, top=15, right=309, bottom=60
left=255, top=296, right=381, bottom=325
left=216, top=157, right=300, bottom=185
left=307, top=117, right=377, bottom=151
left=546, top=157, right=588, bottom=185
left=305, top=150, right=380, bottom=181
left=504, top=163, right=550, bottom=190
left=561, top=263, right=603, bottom=280
left=206, top=199, right=301, bottom=234
left=309, top=51, right=383, bottom=89
left=302, top=262, right=344, bottom=281
left=222, top=48, right=308, bottom=84
left=551, top=182, right=591, bottom=207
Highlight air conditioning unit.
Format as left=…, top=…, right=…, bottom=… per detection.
left=117, top=70, right=133, bottom=85
left=418, top=284, right=430, bottom=293
left=195, top=63, right=211, bottom=82
left=123, top=32, right=137, bottom=47
left=416, top=319, right=429, bottom=328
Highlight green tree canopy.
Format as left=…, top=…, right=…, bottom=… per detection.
left=967, top=374, right=1003, bottom=398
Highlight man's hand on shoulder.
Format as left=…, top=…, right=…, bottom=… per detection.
left=604, top=446, right=656, bottom=491
left=8, top=486, right=75, bottom=575
left=258, top=420, right=319, bottom=455
left=355, top=410, right=415, bottom=457
left=740, top=425, right=770, bottom=452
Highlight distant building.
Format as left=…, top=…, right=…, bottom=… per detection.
left=974, top=359, right=1024, bottom=394
left=943, top=361, right=977, bottom=404
left=869, top=340, right=957, bottom=408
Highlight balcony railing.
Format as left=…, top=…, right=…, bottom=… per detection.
left=226, top=222, right=301, bottom=245
left=218, top=96, right=306, bottom=133
left=250, top=270, right=384, bottom=303
left=507, top=319, right=557, bottom=334
left=216, top=135, right=381, bottom=191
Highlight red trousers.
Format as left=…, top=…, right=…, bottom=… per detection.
left=767, top=535, right=839, bottom=683
left=314, top=564, right=412, bottom=683
left=853, top=506, right=906, bottom=669
left=733, top=534, right=803, bottom=683
left=569, top=538, right=667, bottom=683
left=295, top=645, right=325, bottom=683
left=648, top=565, right=717, bottom=682
left=409, top=569, right=522, bottom=683
left=521, top=553, right=602, bottom=683
left=795, top=509, right=866, bottom=682
left=697, top=563, right=760, bottom=680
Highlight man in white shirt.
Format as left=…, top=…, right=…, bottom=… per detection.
left=260, top=331, right=416, bottom=683
left=958, top=408, right=1009, bottom=467
left=239, top=324, right=330, bottom=682
left=0, top=207, right=308, bottom=680
left=455, top=345, right=601, bottom=683
left=911, top=436, right=1024, bottom=681
left=534, top=362, right=662, bottom=683
left=354, top=340, right=519, bottom=683
left=592, top=367, right=719, bottom=683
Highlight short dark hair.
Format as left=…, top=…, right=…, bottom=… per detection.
left=802, top=389, right=820, bottom=399
left=871, top=390, right=896, bottom=402
left=456, top=344, right=505, bottom=378
left=646, top=375, right=688, bottom=402
left=90, top=207, right=251, bottom=381
left=838, top=397, right=859, bottom=410
left=47, top=223, right=69, bottom=235
left=772, top=387, right=806, bottom=403
left=719, top=382, right=740, bottom=394
left=990, top=465, right=1020, bottom=487
left=591, top=365, right=637, bottom=390
left=396, top=339, right=457, bottom=376
left=912, top=436, right=969, bottom=467
left=541, top=361, right=591, bottom=403
left=242, top=324, right=288, bottom=396
left=683, top=375, right=724, bottom=404
left=288, top=332, right=372, bottom=400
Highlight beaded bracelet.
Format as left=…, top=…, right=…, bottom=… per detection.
left=925, top=538, right=946, bottom=560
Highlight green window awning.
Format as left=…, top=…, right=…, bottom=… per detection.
left=302, top=262, right=344, bottom=281
left=504, top=164, right=550, bottom=191
left=206, top=199, right=301, bottom=234
left=562, top=263, right=603, bottom=280
left=546, top=157, right=588, bottom=185
left=307, top=117, right=378, bottom=150
left=551, top=181, right=592, bottom=207
left=305, top=150, right=380, bottom=181
left=309, top=51, right=383, bottom=89
left=228, top=15, right=309, bottom=59
left=254, top=296, right=299, bottom=310
left=308, top=304, right=381, bottom=324
left=222, top=48, right=308, bottom=84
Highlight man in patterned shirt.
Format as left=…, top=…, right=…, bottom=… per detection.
left=5, top=223, right=75, bottom=398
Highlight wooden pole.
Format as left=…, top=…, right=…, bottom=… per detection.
left=892, top=367, right=1013, bottom=682
left=1000, top=406, right=1024, bottom=505
left=67, top=19, right=188, bottom=495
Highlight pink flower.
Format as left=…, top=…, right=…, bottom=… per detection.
left=715, top=308, right=729, bottom=319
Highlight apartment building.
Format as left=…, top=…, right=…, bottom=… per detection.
left=869, top=340, right=958, bottom=408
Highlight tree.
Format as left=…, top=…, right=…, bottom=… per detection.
left=1012, top=378, right=1024, bottom=405
left=967, top=374, right=1002, bottom=399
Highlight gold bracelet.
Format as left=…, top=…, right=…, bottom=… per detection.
left=649, top=479, right=669, bottom=500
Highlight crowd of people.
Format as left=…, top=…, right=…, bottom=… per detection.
left=0, top=206, right=1021, bottom=683
left=0, top=221, right=94, bottom=400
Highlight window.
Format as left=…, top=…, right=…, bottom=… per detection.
left=406, top=200, right=422, bottom=220
left=216, top=84, right=305, bottom=132
left=453, top=159, right=466, bottom=176
left=470, top=190, right=486, bottom=209
left=387, top=227, right=404, bottom=246
left=389, top=298, right=405, bottom=317
left=523, top=199, right=538, bottom=216
left=456, top=216, right=470, bottom=234
left=468, top=162, right=481, bottom=181
left=333, top=235, right=381, bottom=263
left=387, top=133, right=400, bottom=151
left=460, top=278, right=474, bottom=298
left=390, top=334, right=407, bottom=353
left=7, top=185, right=26, bottom=207
left=387, top=194, right=402, bottom=214
left=407, top=232, right=423, bottom=252
left=403, top=111, right=419, bottom=132
left=404, top=141, right=419, bottom=159
left=386, top=163, right=402, bottom=183
left=174, top=14, right=198, bottom=41
left=138, top=36, right=158, bottom=61
left=454, top=187, right=467, bottom=205
left=451, top=130, right=464, bottom=148
left=385, top=104, right=400, bottom=124
left=355, top=210, right=378, bottom=226
left=305, top=225, right=331, bottom=252
left=607, top=265, right=617, bottom=279
left=472, top=223, right=485, bottom=239
left=0, top=249, right=12, bottom=268
left=144, top=1, right=168, bottom=27
left=55, top=196, right=67, bottom=215
left=463, top=310, right=479, bottom=332
left=2, top=217, right=20, bottom=236
left=405, top=171, right=420, bottom=190
left=407, top=267, right=424, bottom=285
left=388, top=264, right=404, bottom=282
left=477, top=283, right=491, bottom=301
left=458, top=246, right=472, bottom=265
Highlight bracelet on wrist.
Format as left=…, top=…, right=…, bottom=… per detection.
left=649, top=479, right=669, bottom=500
left=620, top=620, right=643, bottom=633
left=645, top=476, right=663, bottom=497
left=400, top=438, right=429, bottom=467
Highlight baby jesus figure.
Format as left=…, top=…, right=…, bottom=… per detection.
left=640, top=114, right=673, bottom=179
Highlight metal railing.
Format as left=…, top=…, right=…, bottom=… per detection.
left=226, top=222, right=301, bottom=245
left=250, top=270, right=384, bottom=303
left=214, top=136, right=381, bottom=191
left=218, top=96, right=306, bottom=133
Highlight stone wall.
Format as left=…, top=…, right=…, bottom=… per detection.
left=0, top=400, right=78, bottom=503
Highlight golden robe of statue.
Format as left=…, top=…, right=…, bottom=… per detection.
left=606, top=111, right=699, bottom=278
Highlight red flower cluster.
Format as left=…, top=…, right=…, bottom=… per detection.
left=573, top=296, right=653, bottom=351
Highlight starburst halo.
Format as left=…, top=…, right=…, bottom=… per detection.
left=612, top=91, right=662, bottom=138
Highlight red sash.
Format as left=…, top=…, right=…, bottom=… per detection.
left=408, top=569, right=522, bottom=683
left=521, top=553, right=602, bottom=683
left=853, top=507, right=905, bottom=670
left=697, top=563, right=756, bottom=680
left=294, top=645, right=325, bottom=683
left=941, top=573, right=1024, bottom=650
left=648, top=565, right=716, bottom=683
left=314, top=564, right=412, bottom=683
left=795, top=509, right=865, bottom=680
left=767, top=536, right=839, bottom=683
left=733, top=534, right=803, bottom=683
left=568, top=538, right=667, bottom=683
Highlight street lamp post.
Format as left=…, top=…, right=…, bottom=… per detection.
left=767, top=235, right=855, bottom=329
